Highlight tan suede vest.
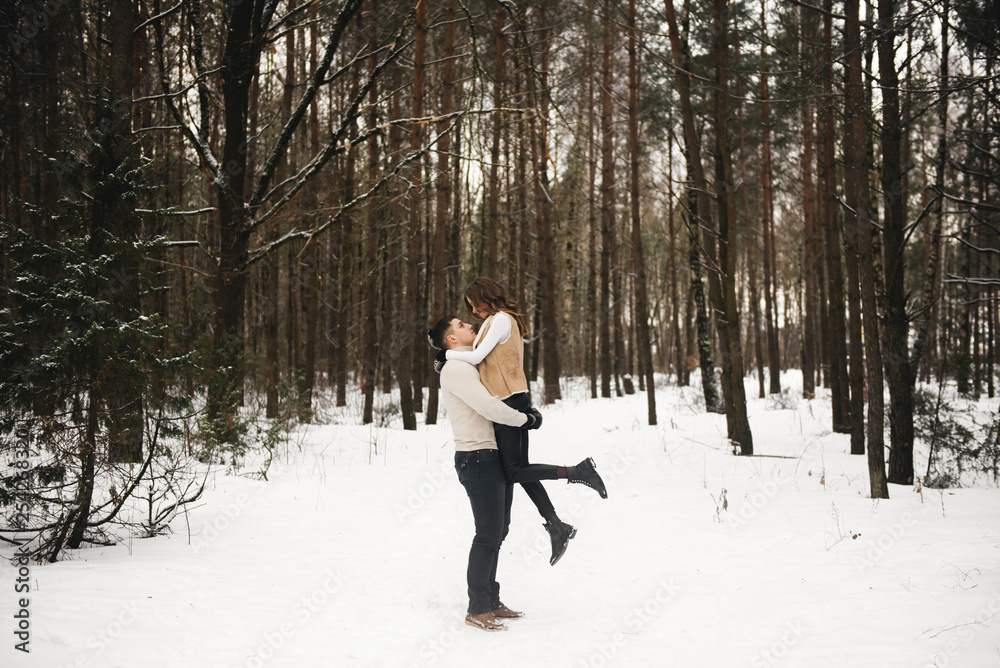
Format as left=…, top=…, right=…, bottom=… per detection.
left=476, top=313, right=528, bottom=399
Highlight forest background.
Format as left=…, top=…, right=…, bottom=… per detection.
left=0, top=0, right=998, bottom=562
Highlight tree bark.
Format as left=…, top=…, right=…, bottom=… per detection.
left=819, top=0, right=850, bottom=433
left=426, top=0, right=456, bottom=425
left=910, top=0, right=948, bottom=379
left=663, top=0, right=720, bottom=412
left=587, top=13, right=599, bottom=399
left=628, top=0, right=656, bottom=423
left=361, top=1, right=381, bottom=425
left=878, top=0, right=915, bottom=485
left=760, top=0, right=781, bottom=395
left=204, top=0, right=263, bottom=441
left=533, top=3, right=562, bottom=404
left=335, top=62, right=361, bottom=409
left=398, top=0, right=425, bottom=430
left=485, top=3, right=504, bottom=278
left=599, top=0, right=615, bottom=399
left=735, top=51, right=765, bottom=400
left=303, top=12, right=321, bottom=414
left=845, top=0, right=888, bottom=497
left=106, top=0, right=143, bottom=463
left=800, top=8, right=819, bottom=399
left=668, top=123, right=685, bottom=387
left=711, top=0, right=753, bottom=454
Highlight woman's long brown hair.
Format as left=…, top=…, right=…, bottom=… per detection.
left=463, top=277, right=528, bottom=335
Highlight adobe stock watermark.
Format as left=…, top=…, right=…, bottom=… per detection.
left=244, top=569, right=345, bottom=668
left=9, top=421, right=33, bottom=654
left=750, top=620, right=807, bottom=667
left=394, top=460, right=450, bottom=524
left=920, top=589, right=1000, bottom=668
left=6, top=0, right=72, bottom=55
left=729, top=470, right=792, bottom=534
left=853, top=503, right=930, bottom=573
left=410, top=618, right=466, bottom=667
left=574, top=577, right=680, bottom=668
left=189, top=493, right=252, bottom=555
left=190, top=457, right=294, bottom=554
left=730, top=439, right=825, bottom=534
left=56, top=600, right=141, bottom=668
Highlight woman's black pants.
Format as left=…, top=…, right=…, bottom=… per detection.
left=494, top=392, right=560, bottom=519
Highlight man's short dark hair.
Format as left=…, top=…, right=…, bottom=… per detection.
left=428, top=315, right=459, bottom=350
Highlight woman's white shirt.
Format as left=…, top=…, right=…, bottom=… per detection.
left=445, top=311, right=512, bottom=365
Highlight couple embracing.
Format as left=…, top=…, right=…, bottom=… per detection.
left=428, top=277, right=608, bottom=632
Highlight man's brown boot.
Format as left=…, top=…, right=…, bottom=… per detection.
left=465, top=611, right=506, bottom=631
left=491, top=605, right=524, bottom=619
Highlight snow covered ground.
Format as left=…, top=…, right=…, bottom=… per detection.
left=4, top=372, right=1000, bottom=668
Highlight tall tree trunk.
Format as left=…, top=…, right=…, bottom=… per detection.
left=587, top=14, right=599, bottom=399
left=819, top=0, right=850, bottom=432
left=485, top=3, right=504, bottom=278
left=264, top=251, right=280, bottom=418
left=955, top=207, right=973, bottom=394
left=303, top=248, right=318, bottom=416
left=397, top=0, right=425, bottom=430
left=736, top=54, right=765, bottom=400
left=106, top=0, right=143, bottom=463
left=878, top=0, right=915, bottom=485
left=513, top=44, right=529, bottom=309
left=335, top=64, right=361, bottom=409
left=426, top=0, right=456, bottom=425
left=988, top=292, right=996, bottom=400
left=1, top=0, right=25, bottom=235
left=664, top=0, right=720, bottom=411
left=65, top=392, right=99, bottom=554
left=760, top=0, right=781, bottom=395
left=247, top=75, right=278, bottom=414
left=381, top=170, right=398, bottom=397
left=448, top=114, right=464, bottom=312
left=411, top=195, right=426, bottom=413
left=682, top=281, right=695, bottom=386
left=303, top=12, right=321, bottom=415
left=283, top=29, right=301, bottom=398
left=910, top=0, right=948, bottom=379
left=800, top=9, right=819, bottom=400
left=533, top=3, right=562, bottom=404
left=599, top=0, right=615, bottom=399
left=668, top=123, right=685, bottom=387
left=268, top=27, right=296, bottom=419
left=361, top=1, right=380, bottom=425
left=613, top=262, right=628, bottom=396
left=845, top=0, right=888, bottom=497
left=41, top=5, right=60, bottom=245
left=628, top=0, right=656, bottom=423
left=844, top=205, right=865, bottom=455
left=711, top=0, right=753, bottom=454
left=204, top=0, right=259, bottom=442
left=841, top=23, right=866, bottom=456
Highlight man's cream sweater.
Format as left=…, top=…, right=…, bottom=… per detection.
left=439, top=347, right=528, bottom=452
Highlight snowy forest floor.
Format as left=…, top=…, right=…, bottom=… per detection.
left=4, top=372, right=1000, bottom=668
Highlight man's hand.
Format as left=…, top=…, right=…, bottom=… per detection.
left=519, top=407, right=543, bottom=430
left=433, top=349, right=448, bottom=374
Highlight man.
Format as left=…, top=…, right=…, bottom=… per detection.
left=428, top=315, right=542, bottom=632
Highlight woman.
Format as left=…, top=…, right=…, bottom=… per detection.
left=444, top=277, right=607, bottom=565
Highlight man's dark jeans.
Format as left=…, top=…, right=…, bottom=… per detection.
left=455, top=448, right=513, bottom=615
